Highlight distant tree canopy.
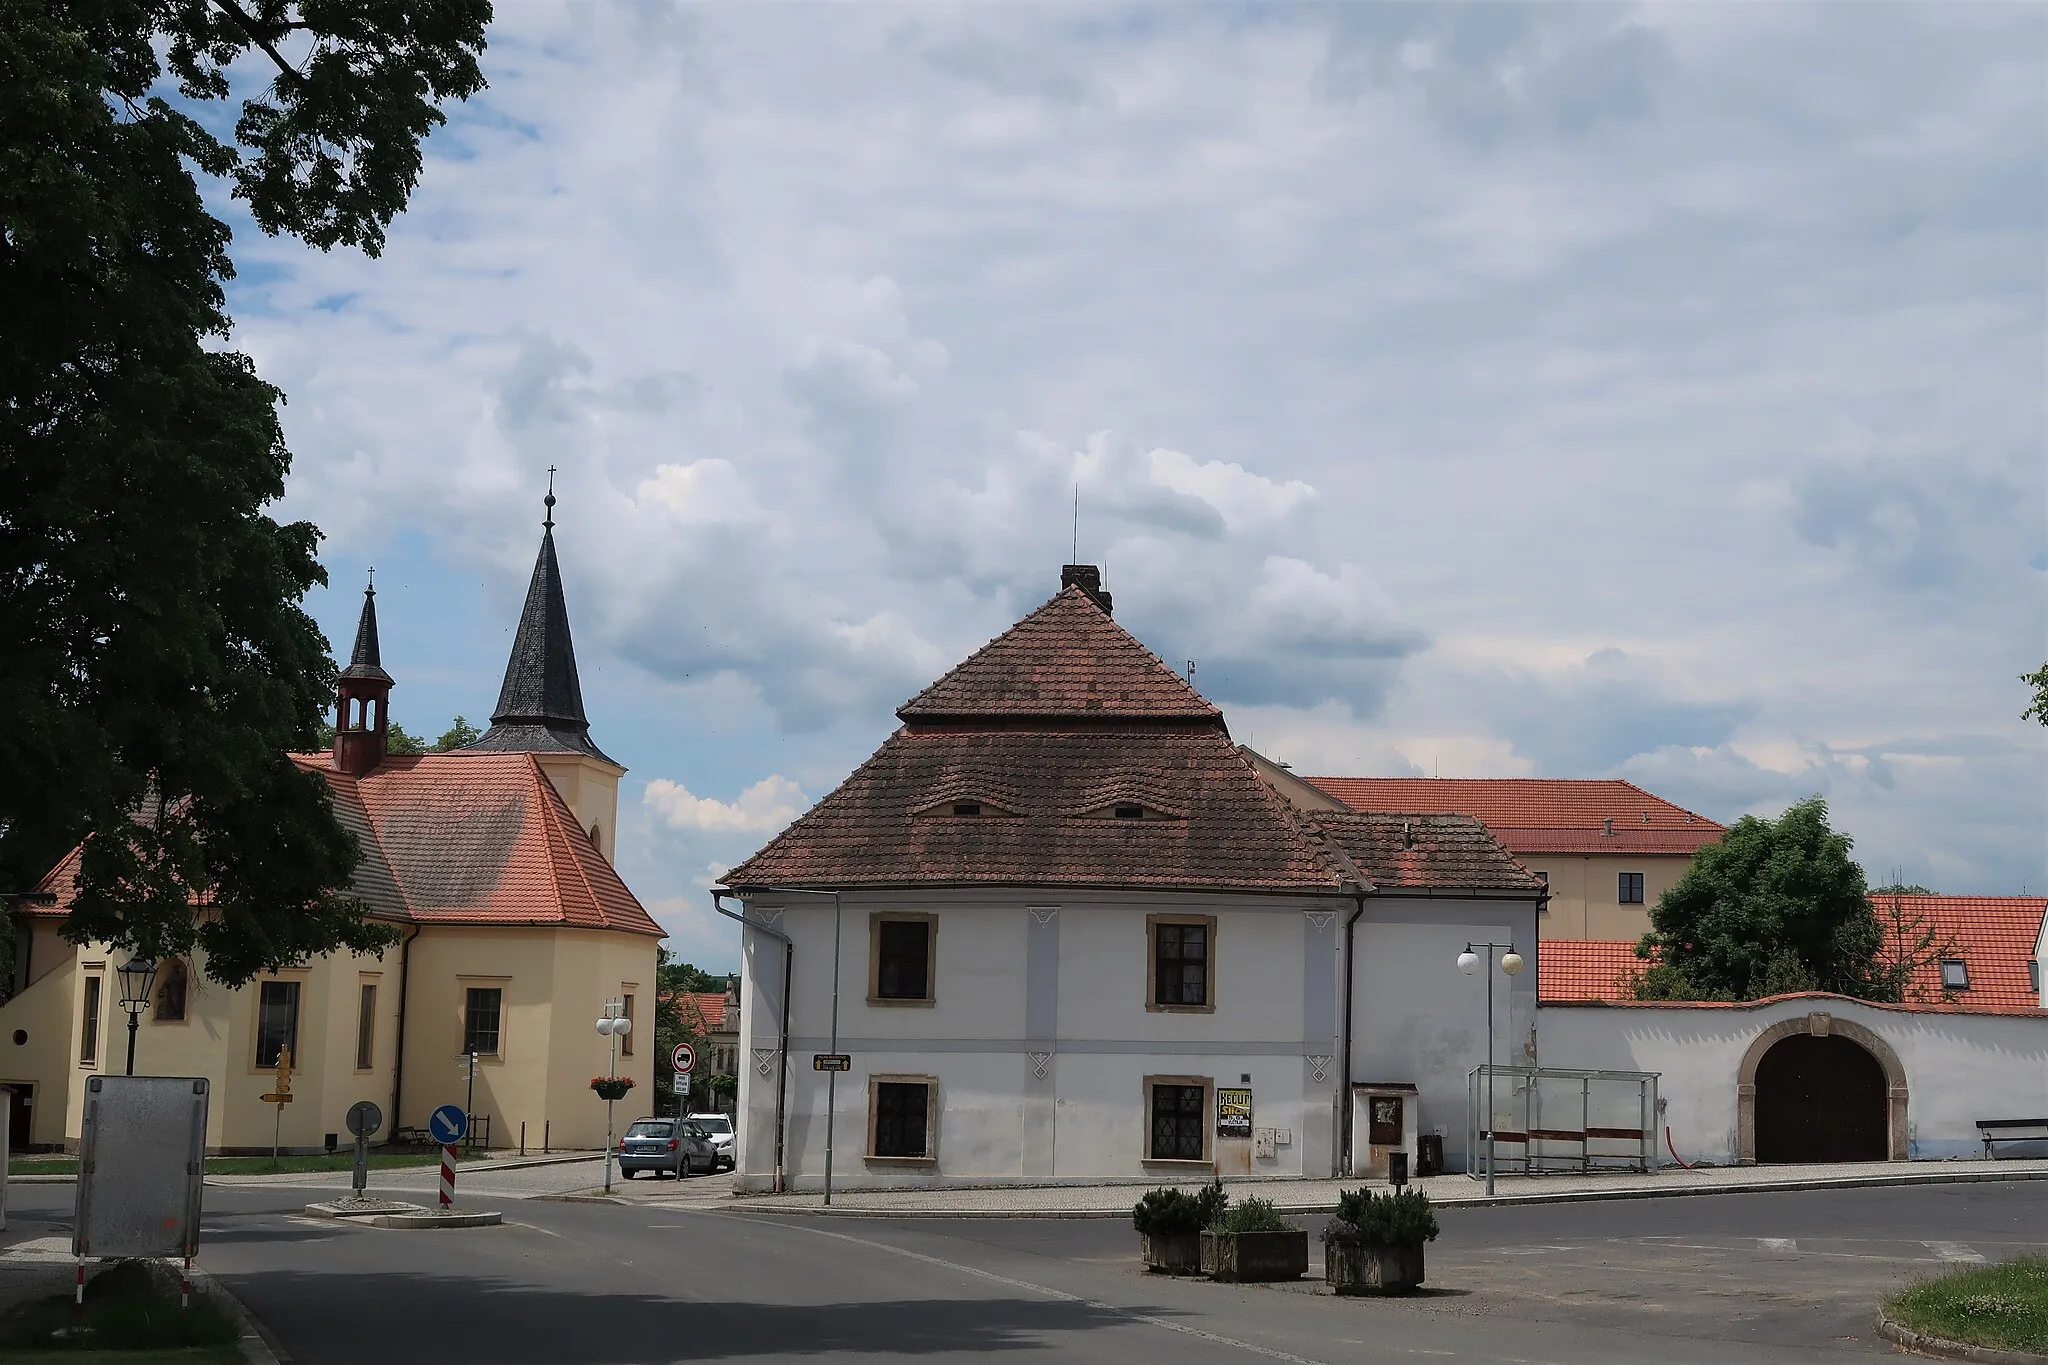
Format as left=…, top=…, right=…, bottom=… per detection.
left=312, top=715, right=482, bottom=754
left=2026, top=663, right=2048, bottom=727
left=1634, top=798, right=1897, bottom=1003
left=1870, top=882, right=1935, bottom=896
left=654, top=948, right=736, bottom=1106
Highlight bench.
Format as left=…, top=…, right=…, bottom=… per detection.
left=1977, top=1119, right=2048, bottom=1159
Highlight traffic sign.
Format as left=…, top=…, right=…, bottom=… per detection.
left=428, top=1103, right=468, bottom=1145
left=813, top=1054, right=851, bottom=1072
left=671, top=1042, right=695, bottom=1073
left=675, top=1073, right=692, bottom=1096
left=345, top=1100, right=383, bottom=1138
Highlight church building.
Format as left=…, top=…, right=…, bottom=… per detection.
left=0, top=495, right=663, bottom=1153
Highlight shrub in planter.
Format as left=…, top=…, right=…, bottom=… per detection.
left=1323, top=1188, right=1439, bottom=1295
left=1201, top=1198, right=1309, bottom=1282
left=1133, top=1179, right=1227, bottom=1275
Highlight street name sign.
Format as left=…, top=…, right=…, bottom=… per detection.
left=813, top=1054, right=851, bottom=1072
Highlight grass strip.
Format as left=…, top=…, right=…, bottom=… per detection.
left=1884, top=1254, right=2048, bottom=1355
left=9, top=1150, right=468, bottom=1177
left=0, top=1259, right=241, bottom=1355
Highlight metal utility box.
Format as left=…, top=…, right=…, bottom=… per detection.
left=73, top=1075, right=208, bottom=1259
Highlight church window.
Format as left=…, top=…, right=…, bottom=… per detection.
left=153, top=960, right=188, bottom=1022
left=255, top=981, right=299, bottom=1067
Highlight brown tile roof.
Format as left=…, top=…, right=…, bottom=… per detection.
left=897, top=586, right=1220, bottom=722
left=674, top=991, right=728, bottom=1031
left=30, top=754, right=664, bottom=939
left=1308, top=813, right=1546, bottom=894
left=726, top=726, right=1344, bottom=892
left=1302, top=777, right=1725, bottom=855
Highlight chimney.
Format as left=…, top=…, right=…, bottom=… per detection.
left=1602, top=817, right=1614, bottom=837
left=1060, top=564, right=1112, bottom=614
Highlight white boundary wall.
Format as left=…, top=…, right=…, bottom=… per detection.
left=1541, top=996, right=2048, bottom=1164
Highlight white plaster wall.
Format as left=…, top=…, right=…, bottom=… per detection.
left=733, top=888, right=1340, bottom=1189
left=1541, top=999, right=2048, bottom=1163
left=1349, top=902, right=1539, bottom=1173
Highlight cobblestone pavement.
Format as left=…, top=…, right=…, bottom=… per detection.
left=717, top=1156, right=2048, bottom=1217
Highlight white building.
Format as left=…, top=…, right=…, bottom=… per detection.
left=719, top=568, right=1545, bottom=1191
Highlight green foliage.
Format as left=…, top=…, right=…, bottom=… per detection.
left=1872, top=883, right=1936, bottom=896
left=1885, top=1256, right=2048, bottom=1354
left=1324, top=1188, right=1439, bottom=1247
left=654, top=947, right=733, bottom=1103
left=2025, top=664, right=2048, bottom=728
left=311, top=715, right=480, bottom=754
left=1, top=0, right=489, bottom=987
left=433, top=715, right=483, bottom=751
left=1213, top=1197, right=1291, bottom=1234
left=1634, top=798, right=1886, bottom=1004
left=1132, top=1179, right=1228, bottom=1236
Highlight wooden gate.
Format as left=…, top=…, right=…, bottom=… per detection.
left=1754, top=1033, right=1886, bottom=1163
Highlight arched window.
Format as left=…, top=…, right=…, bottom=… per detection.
left=154, top=959, right=189, bottom=1023
left=589, top=823, right=602, bottom=849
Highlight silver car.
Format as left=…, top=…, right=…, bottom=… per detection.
left=617, top=1117, right=717, bottom=1179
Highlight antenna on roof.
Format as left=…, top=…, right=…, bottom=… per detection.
left=1072, top=483, right=1079, bottom=563
left=1186, top=660, right=1196, bottom=684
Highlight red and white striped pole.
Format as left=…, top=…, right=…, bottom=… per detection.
left=439, top=1143, right=457, bottom=1208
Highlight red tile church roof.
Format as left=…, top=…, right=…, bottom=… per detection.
left=31, top=752, right=662, bottom=938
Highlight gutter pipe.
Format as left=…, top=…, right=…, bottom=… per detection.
left=1337, top=892, right=1367, bottom=1177
left=712, top=891, right=793, bottom=1193
left=388, top=923, right=421, bottom=1143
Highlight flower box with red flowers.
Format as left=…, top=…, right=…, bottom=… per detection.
left=590, top=1076, right=635, bottom=1101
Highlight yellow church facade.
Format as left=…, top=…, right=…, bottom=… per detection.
left=0, top=499, right=663, bottom=1153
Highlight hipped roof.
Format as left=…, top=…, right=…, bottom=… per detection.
left=1302, top=776, right=1724, bottom=855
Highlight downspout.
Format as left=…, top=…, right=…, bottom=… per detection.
left=1337, top=892, right=1367, bottom=1177
left=712, top=892, right=793, bottom=1194
left=388, top=923, right=421, bottom=1143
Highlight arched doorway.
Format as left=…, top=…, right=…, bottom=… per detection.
left=1737, top=1011, right=1907, bottom=1163
left=1754, top=1033, right=1887, bottom=1163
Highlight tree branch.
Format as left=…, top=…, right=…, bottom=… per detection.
left=208, top=0, right=305, bottom=83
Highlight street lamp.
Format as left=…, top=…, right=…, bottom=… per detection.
left=596, top=1002, right=632, bottom=1194
left=115, top=957, right=157, bottom=1077
left=1459, top=941, right=1522, bottom=1194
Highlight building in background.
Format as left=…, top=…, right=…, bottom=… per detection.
left=1245, top=765, right=1724, bottom=941
left=0, top=497, right=662, bottom=1153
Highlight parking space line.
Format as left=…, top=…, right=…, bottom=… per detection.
left=1759, top=1238, right=1796, bottom=1252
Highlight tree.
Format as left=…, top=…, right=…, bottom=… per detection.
left=1, top=2, right=490, bottom=986
left=311, top=717, right=469, bottom=754
left=1868, top=888, right=1962, bottom=1005
left=1870, top=882, right=1935, bottom=896
left=652, top=947, right=735, bottom=1111
left=432, top=715, right=482, bottom=751
left=2026, top=663, right=2048, bottom=727
left=1634, top=797, right=1888, bottom=1003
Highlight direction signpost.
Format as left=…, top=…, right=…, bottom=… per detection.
left=428, top=1104, right=467, bottom=1209
left=262, top=1046, right=294, bottom=1167
left=345, top=1101, right=382, bottom=1200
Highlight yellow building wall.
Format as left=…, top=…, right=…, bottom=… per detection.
left=0, top=949, right=79, bottom=1146
left=1521, top=854, right=1695, bottom=941
left=5, top=922, right=655, bottom=1153
left=534, top=754, right=623, bottom=864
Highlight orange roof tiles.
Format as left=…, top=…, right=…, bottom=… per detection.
left=35, top=752, right=663, bottom=938
left=1539, top=940, right=1648, bottom=1002
left=1311, top=813, right=1546, bottom=894
left=1302, top=777, right=1725, bottom=856
left=898, top=586, right=1220, bottom=722
left=1880, top=894, right=2045, bottom=1012
left=1540, top=895, right=2048, bottom=1015
left=675, top=992, right=729, bottom=1031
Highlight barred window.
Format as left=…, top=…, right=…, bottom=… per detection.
left=1148, top=1083, right=1205, bottom=1161
left=872, top=1081, right=931, bottom=1158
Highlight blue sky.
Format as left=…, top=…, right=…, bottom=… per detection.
left=222, top=3, right=2044, bottom=971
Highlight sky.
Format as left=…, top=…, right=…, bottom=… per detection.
left=219, top=3, right=2045, bottom=972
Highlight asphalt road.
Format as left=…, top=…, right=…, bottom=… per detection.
left=4, top=1179, right=2043, bottom=1363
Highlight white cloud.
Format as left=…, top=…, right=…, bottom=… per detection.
left=228, top=1, right=2041, bottom=900
left=644, top=776, right=811, bottom=835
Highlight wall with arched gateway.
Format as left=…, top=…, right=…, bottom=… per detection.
left=1540, top=994, right=2048, bottom=1164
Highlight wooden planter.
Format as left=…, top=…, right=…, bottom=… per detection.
left=1326, top=1242, right=1426, bottom=1295
left=1201, top=1230, right=1309, bottom=1282
left=1139, top=1232, right=1203, bottom=1275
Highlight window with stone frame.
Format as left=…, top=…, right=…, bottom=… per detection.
left=868, top=1076, right=935, bottom=1159
left=254, top=980, right=299, bottom=1068
left=1148, top=916, right=1215, bottom=1010
left=870, top=915, right=935, bottom=1004
left=1147, top=1078, right=1207, bottom=1162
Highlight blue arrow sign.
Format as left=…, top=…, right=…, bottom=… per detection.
left=428, top=1103, right=468, bottom=1145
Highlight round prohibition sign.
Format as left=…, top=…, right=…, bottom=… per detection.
left=671, top=1041, right=695, bottom=1073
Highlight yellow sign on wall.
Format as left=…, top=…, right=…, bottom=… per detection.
left=1217, top=1086, right=1252, bottom=1138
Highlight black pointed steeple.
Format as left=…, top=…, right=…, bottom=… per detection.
left=465, top=486, right=617, bottom=765
left=341, top=572, right=392, bottom=683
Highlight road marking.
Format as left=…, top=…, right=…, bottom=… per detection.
left=1493, top=1246, right=1574, bottom=1255
left=1925, top=1241, right=1986, bottom=1263
left=764, top=1220, right=1366, bottom=1364
left=1759, top=1238, right=1796, bottom=1252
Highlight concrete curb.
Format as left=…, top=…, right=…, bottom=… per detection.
left=370, top=1210, right=505, bottom=1229
left=7, top=1151, right=602, bottom=1188
left=1878, top=1309, right=2048, bottom=1365
left=720, top=1166, right=2048, bottom=1220
left=186, top=1262, right=288, bottom=1365
left=530, top=1193, right=625, bottom=1205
